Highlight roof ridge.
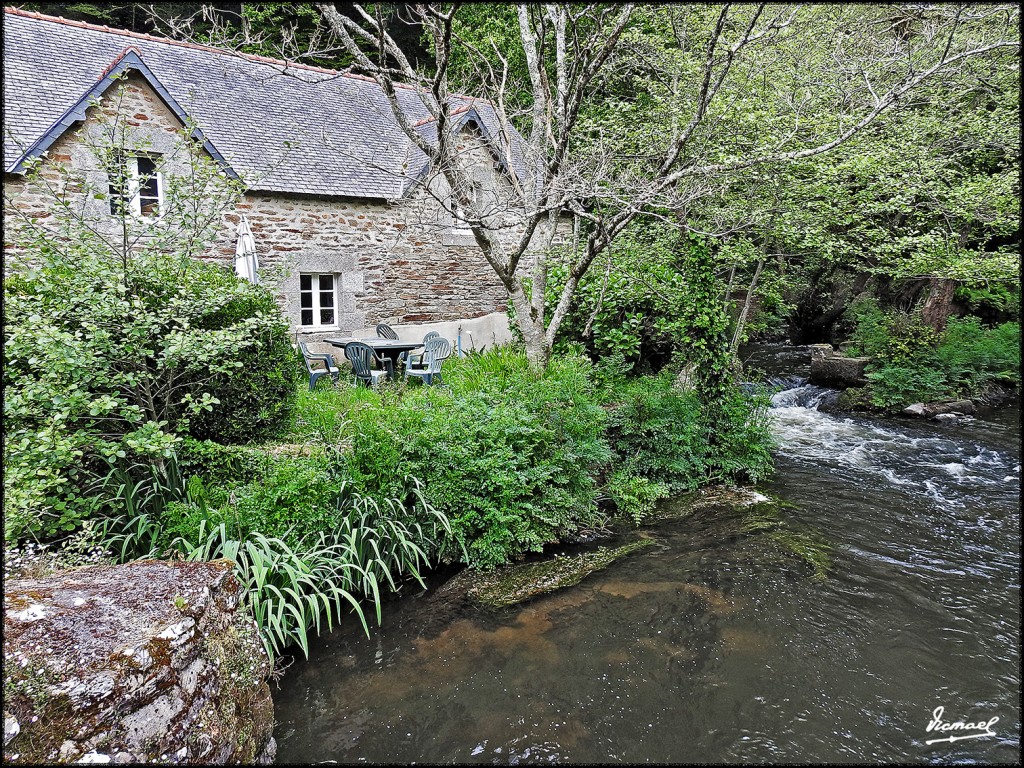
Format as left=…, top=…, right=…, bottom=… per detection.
left=3, top=6, right=479, bottom=101
left=412, top=102, right=478, bottom=128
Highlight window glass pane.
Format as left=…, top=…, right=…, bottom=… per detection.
left=320, top=307, right=335, bottom=325
left=301, top=309, right=314, bottom=326
left=300, top=291, right=312, bottom=309
left=319, top=290, right=333, bottom=307
left=137, top=168, right=158, bottom=198
left=135, top=157, right=160, bottom=216
left=138, top=180, right=159, bottom=200
left=300, top=274, right=312, bottom=291
left=136, top=156, right=157, bottom=177
left=319, top=274, right=333, bottom=291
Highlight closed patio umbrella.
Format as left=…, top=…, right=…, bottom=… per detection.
left=234, top=214, right=259, bottom=283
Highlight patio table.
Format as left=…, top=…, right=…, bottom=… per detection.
left=324, top=337, right=424, bottom=379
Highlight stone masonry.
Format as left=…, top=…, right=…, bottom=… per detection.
left=4, top=72, right=553, bottom=347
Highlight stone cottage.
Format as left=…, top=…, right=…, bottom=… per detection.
left=3, top=7, right=549, bottom=348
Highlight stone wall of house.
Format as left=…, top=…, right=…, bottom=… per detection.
left=4, top=72, right=200, bottom=258
left=209, top=187, right=515, bottom=342
left=4, top=72, right=559, bottom=343
left=3, top=559, right=275, bottom=765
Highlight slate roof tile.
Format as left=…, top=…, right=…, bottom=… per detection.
left=2, top=8, right=527, bottom=200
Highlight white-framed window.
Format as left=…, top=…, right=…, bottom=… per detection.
left=450, top=181, right=486, bottom=231
left=108, top=153, right=163, bottom=217
left=299, top=273, right=338, bottom=328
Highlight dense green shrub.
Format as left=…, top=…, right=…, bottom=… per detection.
left=845, top=300, right=939, bottom=363
left=325, top=347, right=774, bottom=565
left=604, top=374, right=713, bottom=491
left=187, top=289, right=300, bottom=444
left=934, top=317, right=1020, bottom=392
left=603, top=374, right=774, bottom=519
left=865, top=366, right=949, bottom=410
left=340, top=348, right=611, bottom=568
left=845, top=299, right=1020, bottom=409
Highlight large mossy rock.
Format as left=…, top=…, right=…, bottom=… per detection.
left=436, top=537, right=657, bottom=609
left=3, top=560, right=275, bottom=765
left=808, top=345, right=870, bottom=388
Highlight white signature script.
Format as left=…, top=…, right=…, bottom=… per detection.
left=924, top=706, right=999, bottom=746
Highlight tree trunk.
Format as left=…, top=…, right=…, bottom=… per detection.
left=730, top=259, right=764, bottom=361
left=921, top=278, right=956, bottom=333
left=509, top=282, right=550, bottom=372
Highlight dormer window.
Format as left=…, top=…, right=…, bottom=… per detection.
left=108, top=153, right=162, bottom=217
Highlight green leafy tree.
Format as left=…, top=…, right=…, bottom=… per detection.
left=309, top=3, right=1017, bottom=370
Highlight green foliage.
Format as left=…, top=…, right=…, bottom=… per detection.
left=864, top=366, right=950, bottom=411
left=604, top=374, right=774, bottom=503
left=605, top=471, right=670, bottom=525
left=846, top=299, right=1020, bottom=409
left=954, top=283, right=1020, bottom=315
left=604, top=375, right=712, bottom=493
left=845, top=299, right=939, bottom=364
left=3, top=91, right=296, bottom=542
left=327, top=347, right=774, bottom=561
left=535, top=227, right=743, bottom=402
left=96, top=451, right=452, bottom=659
left=340, top=348, right=611, bottom=568
left=934, top=317, right=1021, bottom=392
left=188, top=290, right=300, bottom=444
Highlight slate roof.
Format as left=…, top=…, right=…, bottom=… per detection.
left=2, top=7, right=528, bottom=200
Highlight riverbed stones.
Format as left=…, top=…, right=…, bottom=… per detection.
left=902, top=400, right=976, bottom=419
left=3, top=559, right=274, bottom=765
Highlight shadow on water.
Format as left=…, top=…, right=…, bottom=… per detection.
left=273, top=345, right=1020, bottom=764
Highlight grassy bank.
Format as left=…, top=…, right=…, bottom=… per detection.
left=6, top=347, right=773, bottom=659
left=842, top=302, right=1020, bottom=410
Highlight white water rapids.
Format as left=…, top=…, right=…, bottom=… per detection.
left=769, top=381, right=1020, bottom=510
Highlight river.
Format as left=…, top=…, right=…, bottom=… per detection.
left=273, top=344, right=1020, bottom=764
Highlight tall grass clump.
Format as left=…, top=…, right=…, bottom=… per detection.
left=96, top=452, right=452, bottom=659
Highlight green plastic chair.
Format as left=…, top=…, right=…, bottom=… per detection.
left=344, top=341, right=394, bottom=387
left=298, top=341, right=340, bottom=391
left=375, top=323, right=399, bottom=339
left=403, top=331, right=442, bottom=369
left=405, top=337, right=451, bottom=385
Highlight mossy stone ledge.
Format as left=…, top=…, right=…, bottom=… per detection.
left=3, top=559, right=275, bottom=765
left=439, top=537, right=657, bottom=609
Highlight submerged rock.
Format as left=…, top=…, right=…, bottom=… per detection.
left=3, top=560, right=274, bottom=765
left=440, top=538, right=657, bottom=609
left=902, top=399, right=975, bottom=419
left=647, top=484, right=771, bottom=524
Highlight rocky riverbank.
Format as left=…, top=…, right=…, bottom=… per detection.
left=3, top=560, right=275, bottom=765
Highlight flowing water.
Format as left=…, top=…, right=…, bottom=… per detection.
left=274, top=344, right=1020, bottom=764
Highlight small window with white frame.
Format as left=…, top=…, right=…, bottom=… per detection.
left=108, top=153, right=163, bottom=217
left=299, top=273, right=338, bottom=328
left=450, top=181, right=486, bottom=231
